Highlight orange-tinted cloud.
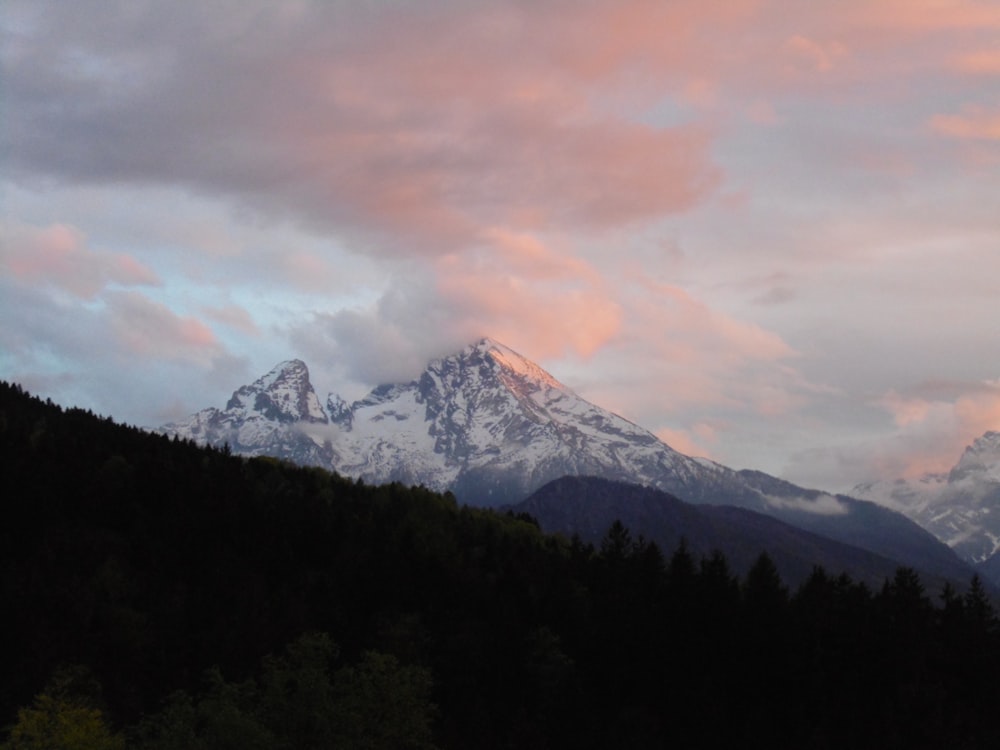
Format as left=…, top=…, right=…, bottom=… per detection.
left=852, top=0, right=1000, bottom=31
left=784, top=35, right=848, bottom=74
left=654, top=425, right=717, bottom=460
left=10, top=0, right=1000, bottom=269
left=875, top=383, right=1000, bottom=477
left=952, top=49, right=1000, bottom=75
left=931, top=106, right=1000, bottom=140
left=631, top=279, right=795, bottom=367
left=5, top=0, right=1000, bottom=493
left=3, top=0, right=729, bottom=261
left=107, top=292, right=223, bottom=365
left=202, top=304, right=260, bottom=336
left=435, top=231, right=623, bottom=358
left=880, top=390, right=934, bottom=427
left=566, top=275, right=806, bottom=441
left=0, top=222, right=160, bottom=298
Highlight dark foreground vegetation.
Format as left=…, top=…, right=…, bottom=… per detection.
left=3, top=381, right=1000, bottom=749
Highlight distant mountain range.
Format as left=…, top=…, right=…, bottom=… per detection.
left=511, top=476, right=965, bottom=590
left=162, top=337, right=987, bottom=586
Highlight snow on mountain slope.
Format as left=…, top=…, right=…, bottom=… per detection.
left=159, top=338, right=970, bottom=579
left=853, top=431, right=1000, bottom=563
left=161, top=360, right=335, bottom=467
left=161, top=338, right=734, bottom=503
left=332, top=338, right=718, bottom=503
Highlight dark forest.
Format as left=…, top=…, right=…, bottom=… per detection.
left=2, top=381, right=999, bottom=749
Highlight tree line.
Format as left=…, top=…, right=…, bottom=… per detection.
left=2, top=381, right=999, bottom=748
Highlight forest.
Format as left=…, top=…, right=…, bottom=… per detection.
left=2, top=380, right=999, bottom=749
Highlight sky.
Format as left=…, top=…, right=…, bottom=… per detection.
left=2, top=0, right=999, bottom=494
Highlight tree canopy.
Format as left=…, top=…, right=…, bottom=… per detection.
left=3, top=380, right=1000, bottom=748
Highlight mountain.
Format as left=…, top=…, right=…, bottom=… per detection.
left=163, top=359, right=337, bottom=468
left=513, top=476, right=970, bottom=591
left=162, top=337, right=972, bottom=580
left=164, top=338, right=720, bottom=504
left=853, top=431, right=1000, bottom=566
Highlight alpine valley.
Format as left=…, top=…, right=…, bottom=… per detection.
left=162, top=337, right=992, bottom=586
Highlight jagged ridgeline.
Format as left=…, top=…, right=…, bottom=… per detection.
left=160, top=337, right=713, bottom=505
left=3, top=380, right=1000, bottom=749
left=160, top=338, right=980, bottom=586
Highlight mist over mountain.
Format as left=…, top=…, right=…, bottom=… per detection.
left=853, top=432, right=1000, bottom=573
left=512, top=476, right=972, bottom=592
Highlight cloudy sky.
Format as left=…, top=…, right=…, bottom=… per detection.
left=2, top=0, right=998, bottom=493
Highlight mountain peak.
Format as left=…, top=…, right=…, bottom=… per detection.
left=462, top=337, right=566, bottom=393
left=950, top=429, right=1000, bottom=482
left=263, top=358, right=309, bottom=383
left=968, top=430, right=1000, bottom=454
left=225, top=358, right=327, bottom=424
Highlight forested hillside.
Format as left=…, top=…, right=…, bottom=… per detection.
left=3, top=381, right=1000, bottom=749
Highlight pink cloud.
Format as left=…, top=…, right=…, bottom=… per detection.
left=563, top=276, right=810, bottom=442
left=279, top=252, right=342, bottom=293
left=744, top=99, right=782, bottom=125
left=434, top=233, right=623, bottom=359
left=14, top=0, right=1000, bottom=276
left=202, top=304, right=260, bottom=336
left=7, top=0, right=732, bottom=261
left=631, top=279, right=796, bottom=366
left=880, top=390, right=934, bottom=427
left=852, top=0, right=1000, bottom=31
left=784, top=35, right=849, bottom=74
left=875, top=382, right=1000, bottom=477
left=107, top=291, right=223, bottom=365
left=654, top=424, right=717, bottom=460
left=290, top=229, right=625, bottom=386
left=952, top=49, right=1000, bottom=75
left=931, top=106, right=1000, bottom=140
left=954, top=386, right=1000, bottom=437
left=0, top=222, right=160, bottom=298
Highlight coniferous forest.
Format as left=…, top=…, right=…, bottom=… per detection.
left=3, top=380, right=1000, bottom=749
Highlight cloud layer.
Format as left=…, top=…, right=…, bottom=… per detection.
left=2, top=0, right=999, bottom=491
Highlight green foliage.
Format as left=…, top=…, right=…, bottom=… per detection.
left=257, top=632, right=340, bottom=748
left=2, top=668, right=123, bottom=750
left=330, top=651, right=437, bottom=750
left=132, top=633, right=435, bottom=750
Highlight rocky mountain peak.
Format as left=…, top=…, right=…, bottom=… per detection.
left=326, top=393, right=353, bottom=428
left=225, top=359, right=327, bottom=425
left=416, top=338, right=569, bottom=419
left=950, top=430, right=1000, bottom=483
left=481, top=339, right=566, bottom=392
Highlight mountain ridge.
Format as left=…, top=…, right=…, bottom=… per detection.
left=512, top=475, right=971, bottom=591
left=161, top=337, right=975, bottom=581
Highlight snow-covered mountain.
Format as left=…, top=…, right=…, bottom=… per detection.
left=163, top=339, right=720, bottom=504
left=161, top=338, right=969, bottom=580
left=853, top=431, right=1000, bottom=564
left=161, top=359, right=336, bottom=468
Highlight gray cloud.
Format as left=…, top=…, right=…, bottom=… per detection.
left=3, top=0, right=1000, bottom=496
left=2, top=0, right=718, bottom=258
